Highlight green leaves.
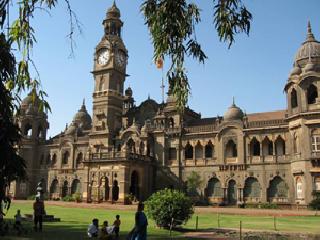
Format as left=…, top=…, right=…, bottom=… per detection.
left=142, top=0, right=251, bottom=112
left=142, top=0, right=207, bottom=112
left=213, top=0, right=252, bottom=48
left=145, top=188, right=194, bottom=227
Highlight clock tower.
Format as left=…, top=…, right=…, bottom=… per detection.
left=90, top=1, right=128, bottom=150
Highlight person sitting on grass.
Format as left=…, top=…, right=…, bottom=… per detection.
left=113, top=215, right=121, bottom=239
left=88, top=218, right=99, bottom=238
left=99, top=220, right=113, bottom=240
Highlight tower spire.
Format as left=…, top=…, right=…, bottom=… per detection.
left=306, top=20, right=316, bottom=42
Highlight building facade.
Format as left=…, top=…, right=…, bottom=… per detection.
left=11, top=3, right=320, bottom=205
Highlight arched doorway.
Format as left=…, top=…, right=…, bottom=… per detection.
left=130, top=171, right=139, bottom=200
left=207, top=178, right=223, bottom=198
left=103, top=177, right=110, bottom=201
left=112, top=180, right=119, bottom=202
left=50, top=179, right=59, bottom=195
left=227, top=180, right=237, bottom=205
left=243, top=177, right=261, bottom=202
left=62, top=181, right=69, bottom=197
left=71, top=179, right=81, bottom=195
left=267, top=176, right=288, bottom=202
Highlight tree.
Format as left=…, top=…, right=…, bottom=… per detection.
left=186, top=171, right=203, bottom=197
left=0, top=0, right=250, bottom=211
left=0, top=0, right=79, bottom=212
left=142, top=0, right=251, bottom=110
left=145, top=188, right=194, bottom=228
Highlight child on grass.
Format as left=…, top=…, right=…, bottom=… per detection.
left=113, top=215, right=121, bottom=239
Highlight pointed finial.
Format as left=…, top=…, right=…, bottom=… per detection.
left=232, top=96, right=235, bottom=106
left=148, top=93, right=150, bottom=100
left=306, top=20, right=315, bottom=42
left=82, top=98, right=85, bottom=106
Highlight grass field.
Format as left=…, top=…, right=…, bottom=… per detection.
left=2, top=202, right=320, bottom=239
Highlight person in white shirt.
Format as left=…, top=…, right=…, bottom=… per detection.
left=87, top=218, right=99, bottom=238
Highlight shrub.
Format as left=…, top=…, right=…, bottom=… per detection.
left=61, top=195, right=74, bottom=202
left=145, top=188, right=194, bottom=228
left=259, top=203, right=278, bottom=209
left=309, top=192, right=320, bottom=210
left=72, top=193, right=82, bottom=202
left=27, top=195, right=36, bottom=200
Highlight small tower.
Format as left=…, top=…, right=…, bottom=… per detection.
left=16, top=92, right=49, bottom=198
left=285, top=21, right=320, bottom=116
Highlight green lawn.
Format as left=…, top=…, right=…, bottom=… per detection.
left=185, top=213, right=320, bottom=234
left=2, top=202, right=320, bottom=239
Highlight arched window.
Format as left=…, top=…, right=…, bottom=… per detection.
left=291, top=89, right=298, bottom=108
left=184, top=142, right=193, bottom=159
left=275, top=136, right=285, bottom=155
left=168, top=147, right=177, bottom=160
left=250, top=137, right=260, bottom=156
left=195, top=141, right=203, bottom=159
left=311, top=129, right=320, bottom=153
left=52, top=153, right=57, bottom=166
left=315, top=177, right=320, bottom=191
left=139, top=141, right=145, bottom=155
left=76, top=152, right=83, bottom=165
left=296, top=178, right=303, bottom=199
left=169, top=118, right=174, bottom=128
left=225, top=140, right=237, bottom=158
left=262, top=137, right=273, bottom=156
left=37, top=125, right=43, bottom=138
left=293, top=133, right=299, bottom=154
left=46, top=154, right=51, bottom=165
left=205, top=141, right=214, bottom=158
left=24, top=123, right=32, bottom=137
left=307, top=84, right=318, bottom=104
left=62, top=151, right=70, bottom=164
left=127, top=138, right=135, bottom=153
left=99, top=78, right=104, bottom=91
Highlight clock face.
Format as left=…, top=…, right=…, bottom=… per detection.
left=97, top=49, right=110, bottom=65
left=116, top=50, right=126, bottom=68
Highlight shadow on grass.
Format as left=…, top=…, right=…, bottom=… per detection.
left=2, top=219, right=198, bottom=240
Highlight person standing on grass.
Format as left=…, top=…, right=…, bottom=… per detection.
left=33, top=197, right=45, bottom=232
left=113, top=214, right=121, bottom=239
left=133, top=202, right=148, bottom=240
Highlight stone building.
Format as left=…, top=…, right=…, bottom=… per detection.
left=11, top=3, right=320, bottom=206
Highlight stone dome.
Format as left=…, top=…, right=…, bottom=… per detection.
left=107, top=1, right=120, bottom=18
left=224, top=101, right=244, bottom=121
left=20, top=92, right=44, bottom=116
left=125, top=87, right=133, bottom=97
left=294, top=22, right=320, bottom=68
left=72, top=100, right=92, bottom=130
left=65, top=122, right=78, bottom=135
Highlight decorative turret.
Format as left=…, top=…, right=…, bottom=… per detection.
left=224, top=98, right=244, bottom=121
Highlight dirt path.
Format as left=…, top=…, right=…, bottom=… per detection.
left=13, top=200, right=318, bottom=217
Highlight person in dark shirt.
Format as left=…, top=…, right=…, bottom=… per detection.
left=33, top=197, right=45, bottom=232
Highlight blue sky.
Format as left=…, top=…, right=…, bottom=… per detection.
left=19, top=0, right=320, bottom=137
